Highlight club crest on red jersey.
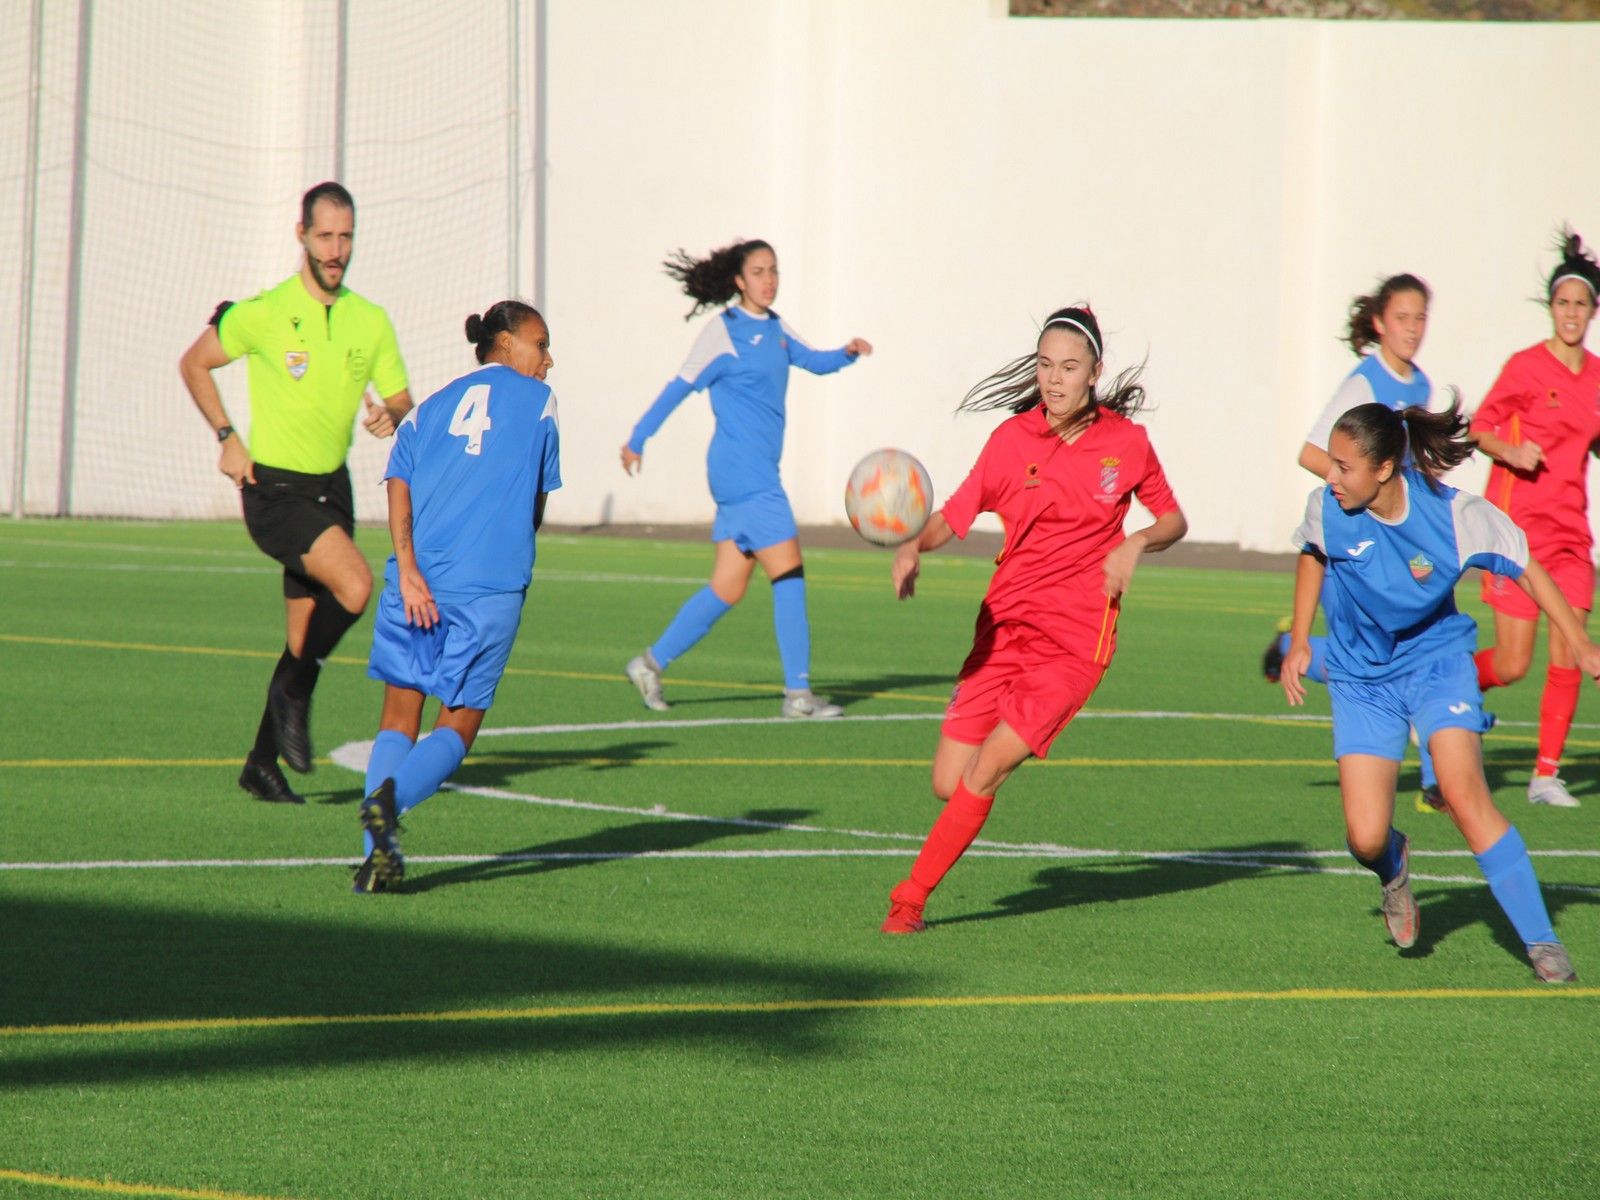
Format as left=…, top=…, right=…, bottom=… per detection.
left=285, top=350, right=309, bottom=381
left=1097, top=456, right=1121, bottom=502
left=1024, top=463, right=1041, bottom=489
left=1409, top=553, right=1434, bottom=582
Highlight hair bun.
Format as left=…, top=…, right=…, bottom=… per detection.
left=464, top=313, right=483, bottom=343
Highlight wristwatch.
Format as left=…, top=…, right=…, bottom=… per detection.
left=216, top=424, right=235, bottom=443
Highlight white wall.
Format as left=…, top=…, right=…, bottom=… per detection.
left=5, top=0, right=1597, bottom=552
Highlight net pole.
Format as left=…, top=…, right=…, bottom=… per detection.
left=10, top=0, right=45, bottom=518
left=55, top=0, right=93, bottom=517
left=531, top=0, right=547, bottom=311
left=334, top=0, right=348, bottom=181
left=507, top=0, right=521, bottom=298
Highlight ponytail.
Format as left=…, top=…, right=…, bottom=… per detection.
left=958, top=304, right=1149, bottom=426
left=1331, top=393, right=1471, bottom=490
left=663, top=239, right=774, bottom=319
left=464, top=300, right=541, bottom=364
left=1344, top=273, right=1430, bottom=357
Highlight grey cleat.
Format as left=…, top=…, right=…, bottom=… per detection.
left=1528, top=773, right=1580, bottom=808
left=1380, top=836, right=1419, bottom=949
left=625, top=653, right=670, bottom=712
left=782, top=689, right=843, bottom=719
left=1528, top=942, right=1577, bottom=983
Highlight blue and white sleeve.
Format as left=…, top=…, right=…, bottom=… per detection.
left=1453, top=491, right=1527, bottom=578
left=539, top=390, right=562, bottom=492
left=1290, top=487, right=1326, bottom=555
left=382, top=407, right=419, bottom=484
left=779, top=318, right=855, bottom=376
left=1304, top=374, right=1375, bottom=451
left=627, top=318, right=735, bottom=453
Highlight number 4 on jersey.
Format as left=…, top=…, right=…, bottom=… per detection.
left=448, top=383, right=492, bottom=455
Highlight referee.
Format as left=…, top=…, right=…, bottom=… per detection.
left=180, top=182, right=412, bottom=803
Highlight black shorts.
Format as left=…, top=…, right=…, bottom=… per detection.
left=241, top=464, right=355, bottom=599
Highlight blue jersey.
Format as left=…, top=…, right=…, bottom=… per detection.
left=626, top=307, right=856, bottom=503
left=1305, top=354, right=1433, bottom=451
left=383, top=364, right=561, bottom=601
left=1293, top=469, right=1527, bottom=682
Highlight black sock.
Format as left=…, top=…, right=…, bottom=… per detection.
left=285, top=596, right=363, bottom=697
left=251, top=648, right=297, bottom=761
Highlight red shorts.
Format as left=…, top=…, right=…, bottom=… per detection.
left=1481, top=548, right=1594, bottom=620
left=941, top=630, right=1106, bottom=759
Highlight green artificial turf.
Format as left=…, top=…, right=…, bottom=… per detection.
left=1, top=519, right=1596, bottom=1199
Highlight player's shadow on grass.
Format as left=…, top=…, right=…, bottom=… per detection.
left=401, top=807, right=813, bottom=893
left=0, top=888, right=911, bottom=1091
left=1400, top=875, right=1600, bottom=965
left=659, top=672, right=950, bottom=712
left=932, top=842, right=1309, bottom=927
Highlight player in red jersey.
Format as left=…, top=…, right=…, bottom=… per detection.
left=1469, top=231, right=1600, bottom=809
left=880, top=305, right=1188, bottom=933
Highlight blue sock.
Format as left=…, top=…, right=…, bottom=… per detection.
left=1416, top=736, right=1437, bottom=791
left=651, top=586, right=732, bottom=670
left=1277, top=633, right=1330, bottom=685
left=1475, top=826, right=1557, bottom=947
left=1351, top=827, right=1405, bottom=886
left=771, top=575, right=811, bottom=691
left=362, top=729, right=414, bottom=855
left=394, top=727, right=468, bottom=815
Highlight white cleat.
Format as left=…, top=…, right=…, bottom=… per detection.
left=1528, top=773, right=1580, bottom=808
left=625, top=654, right=670, bottom=712
left=782, top=689, right=843, bottom=719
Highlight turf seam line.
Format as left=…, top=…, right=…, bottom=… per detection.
left=0, top=1167, right=297, bottom=1199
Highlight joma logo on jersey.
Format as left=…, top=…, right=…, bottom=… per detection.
left=1409, top=553, right=1434, bottom=581
left=284, top=350, right=309, bottom=381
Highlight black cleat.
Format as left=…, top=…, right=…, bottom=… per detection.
left=238, top=757, right=306, bottom=804
left=351, top=853, right=390, bottom=894
left=268, top=680, right=314, bottom=774
left=359, top=779, right=405, bottom=886
left=1261, top=617, right=1291, bottom=683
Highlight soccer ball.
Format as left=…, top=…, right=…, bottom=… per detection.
left=844, top=449, right=932, bottom=547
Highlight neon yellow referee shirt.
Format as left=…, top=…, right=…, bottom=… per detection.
left=217, top=275, right=408, bottom=475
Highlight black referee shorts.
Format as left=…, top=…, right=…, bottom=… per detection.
left=241, top=464, right=356, bottom=599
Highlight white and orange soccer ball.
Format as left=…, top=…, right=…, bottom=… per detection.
left=844, top=448, right=933, bottom=547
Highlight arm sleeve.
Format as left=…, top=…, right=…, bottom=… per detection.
left=215, top=294, right=269, bottom=360
left=539, top=390, right=563, bottom=492
left=939, top=437, right=999, bottom=540
left=1469, top=358, right=1529, bottom=438
left=778, top=318, right=855, bottom=376
left=382, top=409, right=418, bottom=485
left=1290, top=486, right=1326, bottom=555
left=1303, top=373, right=1374, bottom=450
left=626, top=319, right=734, bottom=453
left=1453, top=491, right=1528, bottom=577
left=368, top=308, right=409, bottom=397
left=1132, top=436, right=1180, bottom=517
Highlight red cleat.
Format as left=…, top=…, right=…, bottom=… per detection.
left=881, top=882, right=927, bottom=934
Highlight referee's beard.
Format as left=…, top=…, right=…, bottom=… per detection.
left=308, top=257, right=347, bottom=296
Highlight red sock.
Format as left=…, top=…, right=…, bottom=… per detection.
left=1535, top=665, right=1583, bottom=777
left=899, top=780, right=995, bottom=904
left=1475, top=648, right=1505, bottom=692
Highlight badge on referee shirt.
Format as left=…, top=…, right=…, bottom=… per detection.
left=285, top=350, right=309, bottom=381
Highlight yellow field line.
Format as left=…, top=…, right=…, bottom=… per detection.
left=3, top=986, right=1593, bottom=1043
left=0, top=1168, right=295, bottom=1200
left=0, top=634, right=946, bottom=704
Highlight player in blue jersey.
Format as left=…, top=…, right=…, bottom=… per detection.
left=1264, top=274, right=1446, bottom=806
left=1281, top=400, right=1596, bottom=982
left=619, top=238, right=872, bottom=717
left=353, top=300, right=560, bottom=893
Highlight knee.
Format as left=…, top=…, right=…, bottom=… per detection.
left=1496, top=649, right=1531, bottom=684
left=338, top=571, right=372, bottom=615
left=1346, top=827, right=1389, bottom=863
left=710, top=578, right=746, bottom=605
left=931, top=774, right=956, bottom=802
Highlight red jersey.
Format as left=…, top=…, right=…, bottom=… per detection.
left=1470, top=343, right=1600, bottom=557
left=941, top=406, right=1180, bottom=666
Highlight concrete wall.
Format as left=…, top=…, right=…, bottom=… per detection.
left=5, top=0, right=1597, bottom=551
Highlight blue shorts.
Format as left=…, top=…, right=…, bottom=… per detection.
left=1327, top=652, right=1493, bottom=762
left=367, top=586, right=525, bottom=711
left=711, top=489, right=798, bottom=553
